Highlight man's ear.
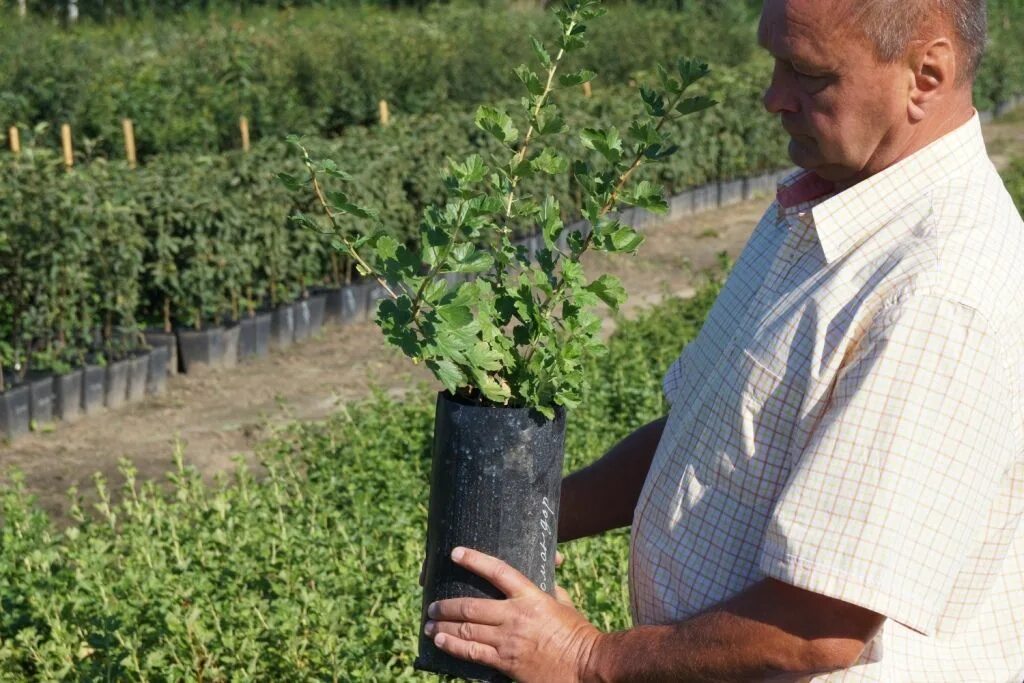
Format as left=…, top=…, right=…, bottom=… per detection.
left=907, top=37, right=957, bottom=122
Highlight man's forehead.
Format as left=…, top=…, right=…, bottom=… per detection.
left=758, top=0, right=852, bottom=57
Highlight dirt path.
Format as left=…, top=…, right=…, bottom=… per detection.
left=3, top=116, right=1021, bottom=521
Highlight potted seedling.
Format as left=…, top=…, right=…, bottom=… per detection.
left=282, top=1, right=715, bottom=679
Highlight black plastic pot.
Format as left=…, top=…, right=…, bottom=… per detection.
left=221, top=323, right=240, bottom=370
left=177, top=327, right=225, bottom=373
left=104, top=357, right=131, bottom=409
left=339, top=282, right=372, bottom=325
left=147, top=346, right=169, bottom=396
left=55, top=368, right=84, bottom=423
left=322, top=286, right=345, bottom=325
left=293, top=299, right=312, bottom=342
left=145, top=330, right=179, bottom=375
left=367, top=283, right=390, bottom=320
left=238, top=316, right=258, bottom=361
left=0, top=383, right=31, bottom=441
left=416, top=392, right=567, bottom=682
left=126, top=351, right=150, bottom=403
left=271, top=304, right=296, bottom=350
left=307, top=293, right=326, bottom=336
left=81, top=363, right=106, bottom=416
left=28, top=373, right=56, bottom=427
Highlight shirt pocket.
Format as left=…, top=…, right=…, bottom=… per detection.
left=688, top=343, right=799, bottom=508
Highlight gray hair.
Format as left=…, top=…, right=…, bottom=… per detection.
left=852, top=0, right=987, bottom=85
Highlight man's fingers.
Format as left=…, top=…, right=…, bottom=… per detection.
left=450, top=547, right=534, bottom=597
left=554, top=584, right=573, bottom=606
left=555, top=551, right=565, bottom=568
left=426, top=619, right=504, bottom=647
left=431, top=633, right=501, bottom=669
left=428, top=597, right=506, bottom=625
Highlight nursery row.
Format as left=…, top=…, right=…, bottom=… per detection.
left=0, top=265, right=728, bottom=680
left=0, top=63, right=790, bottom=387
left=0, top=1, right=765, bottom=159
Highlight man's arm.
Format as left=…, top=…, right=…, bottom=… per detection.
left=427, top=548, right=885, bottom=683
left=585, top=577, right=884, bottom=682
left=558, top=416, right=667, bottom=543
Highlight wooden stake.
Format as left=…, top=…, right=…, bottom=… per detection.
left=8, top=127, right=20, bottom=155
left=582, top=81, right=592, bottom=98
left=61, top=123, right=73, bottom=169
left=379, top=99, right=390, bottom=127
left=240, top=116, right=250, bottom=152
left=122, top=118, right=137, bottom=169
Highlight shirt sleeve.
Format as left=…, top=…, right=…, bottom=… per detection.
left=758, top=291, right=1020, bottom=636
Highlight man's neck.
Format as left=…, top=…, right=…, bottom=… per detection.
left=836, top=97, right=976, bottom=192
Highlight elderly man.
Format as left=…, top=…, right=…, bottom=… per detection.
left=424, top=0, right=1024, bottom=680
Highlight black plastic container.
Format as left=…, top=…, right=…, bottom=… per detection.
left=221, top=323, right=240, bottom=370
left=177, top=327, right=225, bottom=373
left=341, top=282, right=372, bottom=325
left=367, top=283, right=390, bottom=320
left=55, top=368, right=84, bottom=422
left=238, top=316, right=257, bottom=361
left=147, top=346, right=169, bottom=396
left=271, top=303, right=296, bottom=350
left=293, top=299, right=313, bottom=342
left=0, top=381, right=31, bottom=441
left=81, top=363, right=106, bottom=415
left=416, top=392, right=567, bottom=683
left=27, top=373, right=56, bottom=427
left=307, top=293, right=327, bottom=336
left=322, top=286, right=345, bottom=325
left=126, top=351, right=150, bottom=403
left=145, top=330, right=179, bottom=375
left=104, top=358, right=131, bottom=409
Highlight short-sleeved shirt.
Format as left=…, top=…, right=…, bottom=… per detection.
left=629, top=111, right=1024, bottom=681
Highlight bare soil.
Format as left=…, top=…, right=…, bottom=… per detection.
left=3, top=116, right=1020, bottom=522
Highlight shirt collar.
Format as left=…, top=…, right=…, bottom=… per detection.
left=774, top=110, right=989, bottom=265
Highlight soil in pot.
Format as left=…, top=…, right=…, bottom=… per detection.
left=177, top=326, right=225, bottom=374
left=270, top=303, right=296, bottom=350
left=27, top=371, right=56, bottom=428
left=0, top=375, right=31, bottom=441
left=221, top=323, right=240, bottom=370
left=415, top=391, right=567, bottom=683
left=293, top=299, right=312, bottom=342
left=146, top=346, right=169, bottom=396
left=81, top=362, right=107, bottom=416
left=104, top=357, right=132, bottom=409
left=144, top=330, right=179, bottom=375
left=55, top=368, right=84, bottom=423
left=126, top=351, right=150, bottom=403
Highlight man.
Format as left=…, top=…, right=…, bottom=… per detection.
left=424, top=0, right=1024, bottom=680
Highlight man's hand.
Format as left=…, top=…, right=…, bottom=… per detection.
left=425, top=547, right=600, bottom=683
left=419, top=550, right=563, bottom=587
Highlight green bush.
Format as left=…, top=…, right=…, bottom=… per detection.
left=1006, top=158, right=1024, bottom=215
left=0, top=271, right=725, bottom=679
left=0, top=2, right=764, bottom=158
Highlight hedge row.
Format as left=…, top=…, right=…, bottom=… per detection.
left=0, top=273, right=726, bottom=680
left=0, top=59, right=789, bottom=379
left=0, top=1, right=763, bottom=159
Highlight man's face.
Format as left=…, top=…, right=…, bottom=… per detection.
left=758, top=0, right=910, bottom=185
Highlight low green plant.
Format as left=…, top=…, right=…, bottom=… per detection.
left=281, top=0, right=717, bottom=418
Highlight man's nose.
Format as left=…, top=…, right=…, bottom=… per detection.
left=762, top=63, right=799, bottom=114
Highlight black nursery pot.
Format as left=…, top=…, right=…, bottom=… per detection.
left=221, top=323, right=241, bottom=370
left=104, top=357, right=132, bottom=409
left=28, top=372, right=56, bottom=427
left=81, top=363, right=107, bottom=416
left=293, top=299, right=312, bottom=342
left=415, top=392, right=567, bottom=683
left=144, top=331, right=179, bottom=376
left=177, top=327, right=225, bottom=373
left=126, top=351, right=150, bottom=404
left=0, top=382, right=31, bottom=441
left=270, top=303, right=295, bottom=350
left=146, top=346, right=169, bottom=396
left=307, top=293, right=326, bottom=335
left=55, top=368, right=84, bottom=423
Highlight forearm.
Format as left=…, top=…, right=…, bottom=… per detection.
left=558, top=416, right=667, bottom=543
left=583, top=579, right=878, bottom=683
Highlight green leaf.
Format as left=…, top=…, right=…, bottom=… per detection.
left=375, top=235, right=399, bottom=261
left=584, top=274, right=627, bottom=310
left=538, top=196, right=563, bottom=249
left=640, top=86, right=667, bottom=117
left=326, top=190, right=378, bottom=220
left=676, top=58, right=711, bottom=89
left=626, top=180, right=669, bottom=214
left=531, top=37, right=552, bottom=69
left=276, top=172, right=304, bottom=192
left=474, top=106, right=519, bottom=147
left=610, top=226, right=645, bottom=253
left=580, top=127, right=623, bottom=164
left=515, top=65, right=546, bottom=96
left=558, top=69, right=596, bottom=88
left=675, top=96, right=717, bottom=117
left=436, top=304, right=474, bottom=328
left=531, top=148, right=568, bottom=175
left=429, top=358, right=468, bottom=394
left=448, top=243, right=494, bottom=273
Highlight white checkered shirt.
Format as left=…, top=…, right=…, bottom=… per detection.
left=630, top=111, right=1024, bottom=681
